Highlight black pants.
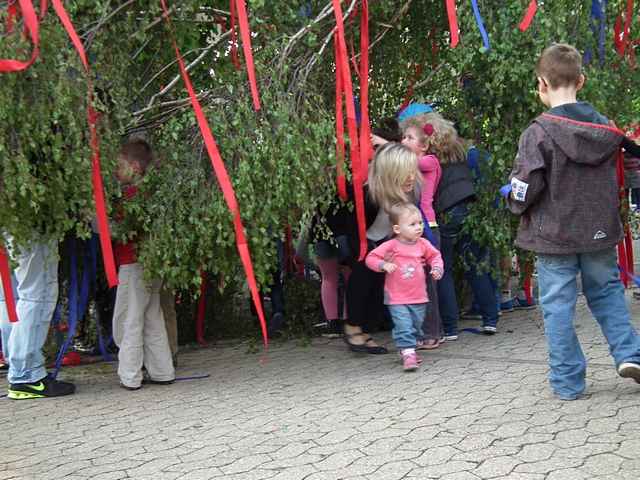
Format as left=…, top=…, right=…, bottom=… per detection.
left=346, top=260, right=385, bottom=333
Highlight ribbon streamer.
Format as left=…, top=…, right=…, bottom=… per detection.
left=519, top=0, right=538, bottom=32
left=358, top=0, right=373, bottom=171
left=334, top=34, right=348, bottom=201
left=445, top=0, right=460, bottom=48
left=333, top=0, right=367, bottom=261
left=5, top=1, right=18, bottom=34
left=470, top=0, right=490, bottom=51
left=233, top=0, right=261, bottom=111
left=51, top=0, right=118, bottom=288
left=160, top=0, right=268, bottom=346
left=0, top=0, right=39, bottom=72
left=0, top=245, right=18, bottom=323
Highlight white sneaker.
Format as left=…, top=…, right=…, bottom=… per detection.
left=443, top=334, right=458, bottom=341
left=618, top=362, right=640, bottom=384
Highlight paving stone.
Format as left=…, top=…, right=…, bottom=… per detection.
left=471, top=456, right=522, bottom=479
left=1, top=295, right=638, bottom=480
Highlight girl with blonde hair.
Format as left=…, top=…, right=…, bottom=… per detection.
left=421, top=112, right=498, bottom=339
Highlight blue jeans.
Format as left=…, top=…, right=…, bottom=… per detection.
left=388, top=303, right=427, bottom=349
left=0, top=240, right=58, bottom=384
left=437, top=203, right=499, bottom=335
left=537, top=248, right=640, bottom=399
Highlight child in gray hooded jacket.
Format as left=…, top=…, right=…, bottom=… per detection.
left=506, top=43, right=640, bottom=400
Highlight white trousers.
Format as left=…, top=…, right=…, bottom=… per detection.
left=113, top=263, right=174, bottom=388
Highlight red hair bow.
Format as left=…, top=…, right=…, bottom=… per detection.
left=423, top=123, right=435, bottom=136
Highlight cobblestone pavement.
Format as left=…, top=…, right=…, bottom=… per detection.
left=2, top=294, right=640, bottom=480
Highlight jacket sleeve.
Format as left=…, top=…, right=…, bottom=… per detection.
left=421, top=239, right=444, bottom=272
left=506, top=125, right=547, bottom=216
left=365, top=241, right=391, bottom=272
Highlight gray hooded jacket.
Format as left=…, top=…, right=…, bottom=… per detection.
left=506, top=103, right=624, bottom=255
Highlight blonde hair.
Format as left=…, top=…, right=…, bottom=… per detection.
left=388, top=202, right=421, bottom=226
left=402, top=112, right=467, bottom=165
left=368, top=143, right=421, bottom=212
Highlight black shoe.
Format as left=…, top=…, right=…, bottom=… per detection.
left=142, top=377, right=175, bottom=385
left=8, top=376, right=76, bottom=400
left=343, top=333, right=388, bottom=355
left=314, top=320, right=344, bottom=338
left=268, top=312, right=285, bottom=336
left=0, top=362, right=8, bottom=371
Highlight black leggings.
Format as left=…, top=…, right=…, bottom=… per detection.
left=346, top=260, right=385, bottom=333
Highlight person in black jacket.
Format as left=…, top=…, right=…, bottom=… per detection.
left=342, top=143, right=422, bottom=354
left=423, top=112, right=499, bottom=340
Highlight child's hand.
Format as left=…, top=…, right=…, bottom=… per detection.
left=431, top=267, right=443, bottom=280
left=381, top=262, right=397, bottom=274
left=371, top=134, right=389, bottom=149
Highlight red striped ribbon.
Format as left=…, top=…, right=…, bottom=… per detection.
left=333, top=0, right=367, bottom=261
left=445, top=0, right=459, bottom=48
left=0, top=244, right=18, bottom=323
left=0, top=0, right=39, bottom=72
left=160, top=0, right=268, bottom=346
left=519, top=0, right=538, bottom=32
left=51, top=0, right=118, bottom=288
left=233, top=0, right=261, bottom=111
left=334, top=34, right=348, bottom=201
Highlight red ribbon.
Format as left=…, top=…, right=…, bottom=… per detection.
left=519, top=0, right=538, bottom=32
left=334, top=34, right=347, bottom=202
left=5, top=1, right=18, bottom=34
left=616, top=148, right=630, bottom=286
left=196, top=270, right=207, bottom=346
left=160, top=0, right=268, bottom=346
left=333, top=0, right=367, bottom=261
left=228, top=0, right=241, bottom=70
left=0, top=0, right=39, bottom=72
left=50, top=0, right=118, bottom=288
left=233, top=0, right=261, bottom=111
left=614, top=1, right=635, bottom=57
left=0, top=244, right=18, bottom=323
left=445, top=0, right=459, bottom=48
left=358, top=0, right=373, bottom=171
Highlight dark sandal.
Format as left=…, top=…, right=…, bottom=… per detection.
left=343, top=333, right=388, bottom=355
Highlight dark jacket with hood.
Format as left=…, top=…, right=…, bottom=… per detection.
left=506, top=102, right=624, bottom=255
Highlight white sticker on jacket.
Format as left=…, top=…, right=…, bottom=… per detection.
left=511, top=177, right=529, bottom=202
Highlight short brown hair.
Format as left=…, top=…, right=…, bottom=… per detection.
left=388, top=202, right=421, bottom=225
left=119, top=139, right=153, bottom=172
left=535, top=43, right=582, bottom=89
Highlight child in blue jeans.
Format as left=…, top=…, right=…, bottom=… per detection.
left=507, top=44, right=640, bottom=400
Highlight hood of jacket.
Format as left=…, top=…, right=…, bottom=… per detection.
left=536, top=102, right=621, bottom=167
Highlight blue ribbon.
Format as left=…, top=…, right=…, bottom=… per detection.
left=50, top=239, right=80, bottom=379
left=590, top=0, right=607, bottom=67
left=499, top=184, right=512, bottom=198
left=50, top=236, right=103, bottom=378
left=470, top=0, right=490, bottom=52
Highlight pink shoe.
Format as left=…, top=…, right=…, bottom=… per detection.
left=401, top=351, right=419, bottom=372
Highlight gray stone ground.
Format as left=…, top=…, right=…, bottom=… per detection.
left=2, top=294, right=640, bottom=480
